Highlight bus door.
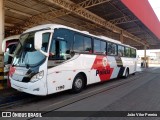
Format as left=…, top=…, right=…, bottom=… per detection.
left=47, top=39, right=70, bottom=94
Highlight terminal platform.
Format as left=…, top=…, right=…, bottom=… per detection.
left=0, top=65, right=160, bottom=119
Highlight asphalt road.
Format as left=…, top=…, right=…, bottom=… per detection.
left=2, top=67, right=160, bottom=120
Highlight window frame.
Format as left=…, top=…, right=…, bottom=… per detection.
left=130, top=48, right=136, bottom=58
left=93, top=38, right=107, bottom=55
left=83, top=36, right=92, bottom=53
left=73, top=33, right=84, bottom=52
left=73, top=33, right=93, bottom=54
left=124, top=47, right=131, bottom=57
left=107, top=42, right=118, bottom=56
left=118, top=45, right=125, bottom=57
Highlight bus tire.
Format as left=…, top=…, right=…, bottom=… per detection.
left=124, top=68, right=129, bottom=79
left=72, top=74, right=84, bottom=93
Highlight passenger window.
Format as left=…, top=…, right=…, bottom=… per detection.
left=49, top=40, right=70, bottom=60
left=94, top=39, right=106, bottom=54
left=107, top=43, right=117, bottom=56
left=101, top=41, right=106, bottom=55
left=94, top=39, right=101, bottom=53
left=131, top=48, right=136, bottom=58
left=73, top=34, right=83, bottom=52
left=84, top=37, right=92, bottom=53
left=118, top=45, right=124, bottom=57
left=125, top=47, right=131, bottom=57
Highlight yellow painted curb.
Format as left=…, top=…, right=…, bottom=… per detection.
left=0, top=67, right=3, bottom=72
left=0, top=76, right=4, bottom=80
left=0, top=84, right=4, bottom=90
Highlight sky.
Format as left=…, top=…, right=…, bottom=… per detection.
left=148, top=0, right=160, bottom=21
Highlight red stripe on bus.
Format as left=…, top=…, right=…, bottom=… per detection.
left=91, top=56, right=113, bottom=81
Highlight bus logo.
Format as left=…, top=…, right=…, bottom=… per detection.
left=102, top=57, right=107, bottom=67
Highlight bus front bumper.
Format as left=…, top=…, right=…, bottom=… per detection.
left=10, top=77, right=47, bottom=96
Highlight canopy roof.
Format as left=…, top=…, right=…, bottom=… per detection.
left=4, top=0, right=160, bottom=49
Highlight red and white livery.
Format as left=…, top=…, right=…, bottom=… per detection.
left=6, top=24, right=137, bottom=95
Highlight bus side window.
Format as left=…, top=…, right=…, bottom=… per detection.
left=93, top=39, right=106, bottom=54
left=73, top=34, right=84, bottom=52
left=107, top=43, right=117, bottom=56
left=84, top=37, right=92, bottom=53
left=118, top=45, right=124, bottom=57
left=131, top=48, right=136, bottom=58
left=101, top=41, right=106, bottom=55
left=94, top=39, right=101, bottom=54
left=125, top=47, right=131, bottom=57
left=49, top=40, right=70, bottom=60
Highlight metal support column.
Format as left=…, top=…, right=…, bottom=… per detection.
left=144, top=45, right=147, bottom=68
left=0, top=0, right=5, bottom=89
left=0, top=0, right=4, bottom=54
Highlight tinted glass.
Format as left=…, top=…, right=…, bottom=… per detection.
left=101, top=41, right=106, bottom=54
left=94, top=39, right=101, bottom=53
left=53, top=28, right=73, bottom=53
left=49, top=40, right=69, bottom=60
left=125, top=47, right=130, bottom=57
left=4, top=44, right=17, bottom=65
left=107, top=43, right=117, bottom=56
left=13, top=32, right=50, bottom=67
left=84, top=37, right=92, bottom=53
left=118, top=45, right=124, bottom=57
left=73, top=34, right=83, bottom=52
left=131, top=48, right=136, bottom=58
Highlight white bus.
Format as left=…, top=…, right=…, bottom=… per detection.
left=2, top=35, right=19, bottom=82
left=6, top=24, right=137, bottom=96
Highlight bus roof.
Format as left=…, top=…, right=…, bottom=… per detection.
left=3, top=35, right=20, bottom=42
left=23, top=24, right=136, bottom=49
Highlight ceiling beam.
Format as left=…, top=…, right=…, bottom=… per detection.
left=5, top=7, right=32, bottom=17
left=5, top=23, right=14, bottom=27
left=8, top=0, right=148, bottom=46
left=109, top=16, right=138, bottom=25
left=47, top=0, right=147, bottom=46
left=109, top=1, right=151, bottom=46
left=78, top=0, right=111, bottom=8
left=9, top=0, right=111, bottom=32
left=6, top=0, right=41, bottom=14
left=24, top=0, right=111, bottom=28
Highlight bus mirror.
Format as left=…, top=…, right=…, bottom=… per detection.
left=34, top=31, right=49, bottom=57
left=34, top=32, right=43, bottom=51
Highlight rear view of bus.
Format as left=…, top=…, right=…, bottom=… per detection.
left=7, top=24, right=137, bottom=96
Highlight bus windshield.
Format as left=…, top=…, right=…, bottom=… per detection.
left=12, top=32, right=50, bottom=67
left=4, top=43, right=17, bottom=65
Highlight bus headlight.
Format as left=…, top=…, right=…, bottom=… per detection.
left=30, top=71, right=44, bottom=83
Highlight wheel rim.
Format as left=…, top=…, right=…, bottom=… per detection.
left=75, top=78, right=83, bottom=89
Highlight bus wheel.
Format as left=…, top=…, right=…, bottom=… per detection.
left=72, top=74, right=84, bottom=93
left=124, top=68, right=129, bottom=79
